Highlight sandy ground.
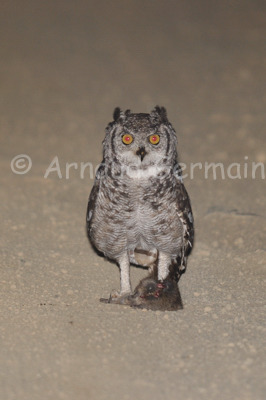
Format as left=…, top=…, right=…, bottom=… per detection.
left=0, top=1, right=265, bottom=399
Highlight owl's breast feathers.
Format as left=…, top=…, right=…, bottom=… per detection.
left=87, top=162, right=194, bottom=271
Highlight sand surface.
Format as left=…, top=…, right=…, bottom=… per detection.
left=0, top=1, right=265, bottom=399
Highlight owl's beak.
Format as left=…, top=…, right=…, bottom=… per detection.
left=136, top=146, right=147, bottom=161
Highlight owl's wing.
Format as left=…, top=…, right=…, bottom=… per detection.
left=174, top=175, right=194, bottom=277
left=86, top=162, right=105, bottom=238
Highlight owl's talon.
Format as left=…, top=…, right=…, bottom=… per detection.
left=99, top=297, right=109, bottom=303
left=99, top=290, right=133, bottom=306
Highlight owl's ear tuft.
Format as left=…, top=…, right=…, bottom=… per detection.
left=113, top=107, right=123, bottom=122
left=113, top=107, right=130, bottom=122
left=150, top=106, right=168, bottom=124
left=106, top=108, right=126, bottom=133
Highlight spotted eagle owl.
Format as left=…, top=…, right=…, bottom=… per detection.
left=87, top=106, right=194, bottom=310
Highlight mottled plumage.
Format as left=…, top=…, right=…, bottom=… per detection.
left=87, top=106, right=194, bottom=310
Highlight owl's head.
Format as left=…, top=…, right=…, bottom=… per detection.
left=103, top=106, right=178, bottom=171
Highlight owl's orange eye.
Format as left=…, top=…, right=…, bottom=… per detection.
left=149, top=134, right=160, bottom=145
left=122, top=134, right=133, bottom=145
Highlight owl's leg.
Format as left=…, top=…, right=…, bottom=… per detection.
left=100, top=253, right=132, bottom=305
left=119, top=252, right=132, bottom=294
left=157, top=252, right=171, bottom=281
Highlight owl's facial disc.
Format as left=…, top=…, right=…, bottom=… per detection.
left=136, top=146, right=147, bottom=161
